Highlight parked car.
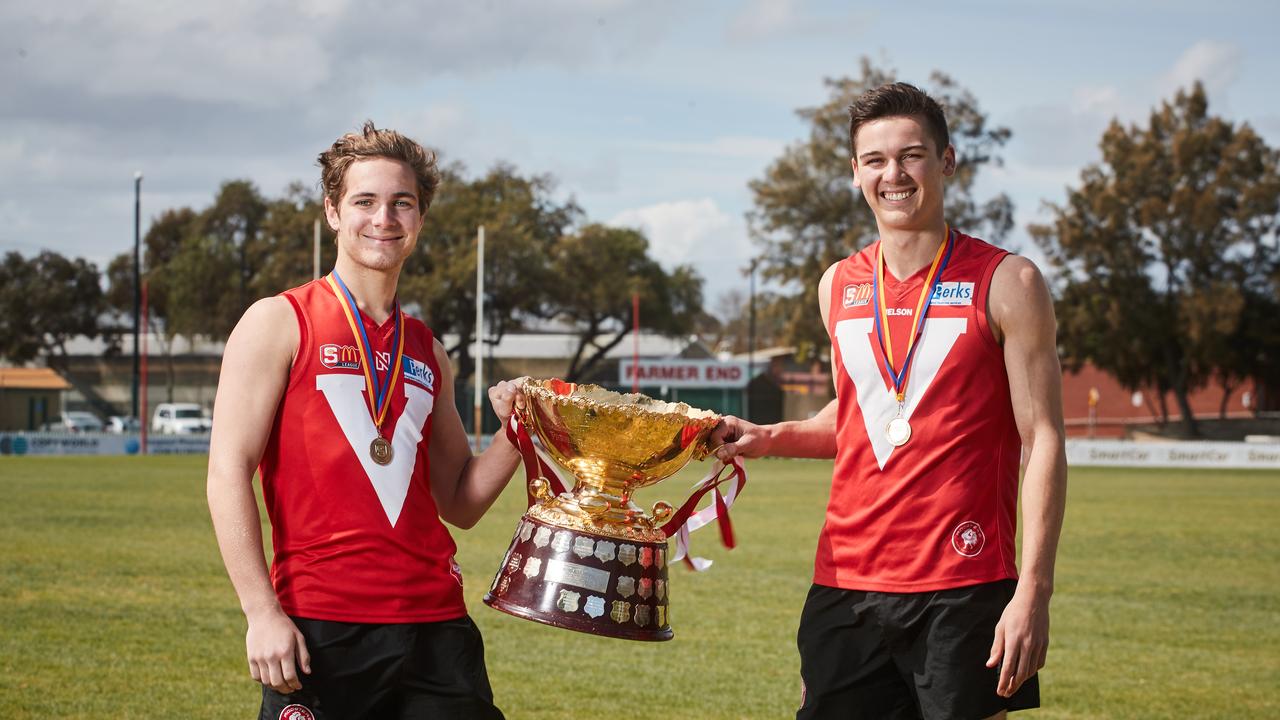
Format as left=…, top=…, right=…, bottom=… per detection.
left=108, top=415, right=141, bottom=433
left=54, top=411, right=105, bottom=433
left=152, top=403, right=212, bottom=435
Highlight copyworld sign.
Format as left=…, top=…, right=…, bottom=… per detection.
left=619, top=360, right=750, bottom=389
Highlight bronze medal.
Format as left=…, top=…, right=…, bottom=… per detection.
left=370, top=435, right=394, bottom=465
left=885, top=417, right=912, bottom=447
left=326, top=272, right=407, bottom=468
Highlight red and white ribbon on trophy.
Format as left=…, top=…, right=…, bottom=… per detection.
left=505, top=414, right=569, bottom=507
left=658, top=458, right=746, bottom=571
left=504, top=413, right=746, bottom=571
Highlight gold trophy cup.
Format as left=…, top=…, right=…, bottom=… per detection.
left=484, top=379, right=720, bottom=641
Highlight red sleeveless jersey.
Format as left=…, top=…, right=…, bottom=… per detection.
left=258, top=278, right=466, bottom=623
left=819, top=232, right=1020, bottom=592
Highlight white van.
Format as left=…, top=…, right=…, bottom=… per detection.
left=152, top=403, right=212, bottom=435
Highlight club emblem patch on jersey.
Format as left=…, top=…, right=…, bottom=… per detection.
left=279, top=705, right=316, bottom=720
left=319, top=344, right=360, bottom=370
left=952, top=521, right=985, bottom=557
left=843, top=282, right=872, bottom=307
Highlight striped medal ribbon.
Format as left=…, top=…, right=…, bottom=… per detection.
left=325, top=272, right=405, bottom=465
left=871, top=226, right=955, bottom=447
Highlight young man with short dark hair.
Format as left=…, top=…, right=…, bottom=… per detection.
left=716, top=82, right=1067, bottom=720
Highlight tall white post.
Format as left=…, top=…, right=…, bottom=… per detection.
left=474, top=226, right=485, bottom=451
left=313, top=218, right=321, bottom=280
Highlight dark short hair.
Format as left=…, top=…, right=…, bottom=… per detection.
left=318, top=121, right=440, bottom=214
left=848, top=82, right=949, bottom=157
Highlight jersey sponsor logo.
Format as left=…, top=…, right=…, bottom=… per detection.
left=834, top=317, right=967, bottom=469
left=951, top=520, right=985, bottom=557
left=843, top=283, right=872, bottom=308
left=885, top=307, right=912, bottom=316
left=930, top=281, right=975, bottom=306
left=279, top=705, right=316, bottom=720
left=374, top=350, right=391, bottom=373
left=316, top=373, right=436, bottom=526
left=319, top=344, right=360, bottom=370
left=403, top=355, right=435, bottom=391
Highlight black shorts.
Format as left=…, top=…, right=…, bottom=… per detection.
left=796, top=580, right=1039, bottom=720
left=259, top=615, right=504, bottom=720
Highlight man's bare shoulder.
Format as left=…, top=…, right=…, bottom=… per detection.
left=241, top=295, right=296, bottom=326
left=818, top=260, right=842, bottom=325
left=226, top=296, right=299, bottom=359
left=989, top=255, right=1053, bottom=340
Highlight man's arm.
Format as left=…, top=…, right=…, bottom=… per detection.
left=985, top=255, right=1068, bottom=698
left=206, top=297, right=310, bottom=695
left=713, top=400, right=837, bottom=461
left=426, top=340, right=524, bottom=529
left=714, top=261, right=840, bottom=462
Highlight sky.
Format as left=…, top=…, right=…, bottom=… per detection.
left=3, top=0, right=1278, bottom=309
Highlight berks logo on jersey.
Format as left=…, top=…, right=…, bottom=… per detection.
left=843, top=283, right=872, bottom=307
left=319, top=344, right=360, bottom=370
left=279, top=705, right=316, bottom=720
left=951, top=521, right=985, bottom=557
left=931, top=281, right=975, bottom=306
left=403, top=355, right=435, bottom=390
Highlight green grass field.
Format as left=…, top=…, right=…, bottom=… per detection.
left=1, top=456, right=1277, bottom=719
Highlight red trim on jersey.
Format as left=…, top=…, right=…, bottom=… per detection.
left=259, top=279, right=465, bottom=623
left=820, top=232, right=1020, bottom=592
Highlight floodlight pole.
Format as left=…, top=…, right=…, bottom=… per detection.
left=131, top=171, right=143, bottom=420
left=313, top=217, right=321, bottom=280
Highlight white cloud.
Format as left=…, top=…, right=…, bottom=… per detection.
left=728, top=0, right=802, bottom=41
left=610, top=199, right=733, bottom=266
left=725, top=0, right=870, bottom=44
left=1160, top=40, right=1242, bottom=99
left=608, top=198, right=753, bottom=302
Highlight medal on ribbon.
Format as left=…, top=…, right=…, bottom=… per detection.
left=325, top=272, right=405, bottom=465
left=871, top=226, right=955, bottom=447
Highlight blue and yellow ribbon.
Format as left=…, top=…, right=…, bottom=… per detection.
left=872, top=226, right=955, bottom=403
left=325, top=272, right=405, bottom=430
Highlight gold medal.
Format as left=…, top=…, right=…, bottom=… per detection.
left=885, top=417, right=912, bottom=447
left=370, top=435, right=394, bottom=465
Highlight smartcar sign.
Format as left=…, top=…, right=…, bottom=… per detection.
left=620, top=360, right=750, bottom=389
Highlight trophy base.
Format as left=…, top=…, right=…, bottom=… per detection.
left=483, top=515, right=672, bottom=642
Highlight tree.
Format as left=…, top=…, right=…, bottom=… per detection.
left=105, top=207, right=201, bottom=401
left=547, top=224, right=704, bottom=381
left=703, top=287, right=788, bottom=356
left=139, top=181, right=270, bottom=343
left=748, top=57, right=1014, bottom=358
left=0, top=251, right=103, bottom=363
left=398, top=162, right=580, bottom=381
left=1031, top=83, right=1280, bottom=435
left=251, top=182, right=328, bottom=298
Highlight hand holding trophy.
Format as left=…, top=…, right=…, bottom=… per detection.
left=484, top=378, right=745, bottom=641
